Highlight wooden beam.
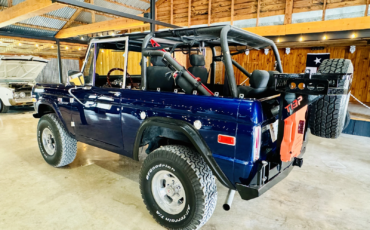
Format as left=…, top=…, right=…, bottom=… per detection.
left=170, top=0, right=173, bottom=24
left=155, top=4, right=158, bottom=31
left=0, top=0, right=65, bottom=28
left=56, top=17, right=144, bottom=38
left=365, top=0, right=369, bottom=16
left=188, top=0, right=191, bottom=27
left=104, top=0, right=143, bottom=12
left=284, top=0, right=293, bottom=25
left=231, top=0, right=234, bottom=25
left=62, top=8, right=82, bottom=29
left=208, top=0, right=211, bottom=26
left=322, top=0, right=327, bottom=21
left=243, top=16, right=370, bottom=36
left=139, top=0, right=150, bottom=3
left=256, top=0, right=261, bottom=27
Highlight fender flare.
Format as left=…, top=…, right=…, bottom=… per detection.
left=133, top=117, right=235, bottom=189
left=33, top=98, right=70, bottom=134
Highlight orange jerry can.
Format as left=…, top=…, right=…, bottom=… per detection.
left=280, top=105, right=308, bottom=162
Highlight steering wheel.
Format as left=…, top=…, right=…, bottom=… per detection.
left=106, top=68, right=134, bottom=88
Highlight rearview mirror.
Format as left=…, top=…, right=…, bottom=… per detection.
left=68, top=70, right=84, bottom=86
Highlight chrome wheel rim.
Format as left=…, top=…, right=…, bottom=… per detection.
left=42, top=128, right=56, bottom=156
left=151, top=170, right=186, bottom=215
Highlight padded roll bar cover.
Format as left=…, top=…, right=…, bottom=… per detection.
left=151, top=56, right=166, bottom=66
left=250, top=70, right=270, bottom=88
left=190, top=54, right=206, bottom=66
left=175, top=74, right=194, bottom=94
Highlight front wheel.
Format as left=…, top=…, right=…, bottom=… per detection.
left=37, top=114, right=77, bottom=167
left=140, top=145, right=217, bottom=230
left=0, top=99, right=9, bottom=113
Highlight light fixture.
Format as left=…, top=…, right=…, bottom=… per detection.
left=65, top=46, right=68, bottom=50
left=18, top=43, right=22, bottom=46
left=277, top=38, right=280, bottom=43
left=290, top=82, right=297, bottom=89
left=101, top=50, right=104, bottom=53
left=299, top=36, right=303, bottom=42
left=0, top=41, right=3, bottom=44
left=35, top=44, right=39, bottom=47
left=110, top=31, right=115, bottom=36
left=323, top=34, right=327, bottom=40
left=80, top=36, right=84, bottom=40
left=51, top=45, right=54, bottom=48
left=351, top=33, right=356, bottom=38
left=298, top=82, right=305, bottom=90
left=78, top=47, right=81, bottom=51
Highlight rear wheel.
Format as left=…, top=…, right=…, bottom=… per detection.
left=140, top=145, right=217, bottom=230
left=309, top=59, right=353, bottom=138
left=0, top=99, right=9, bottom=113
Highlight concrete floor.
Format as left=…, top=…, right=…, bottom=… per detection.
left=1, top=107, right=370, bottom=230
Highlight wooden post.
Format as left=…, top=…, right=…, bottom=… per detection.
left=365, top=0, right=369, bottom=16
left=231, top=0, right=234, bottom=25
left=170, top=0, right=173, bottom=24
left=284, top=0, right=293, bottom=25
left=256, top=0, right=261, bottom=27
left=208, top=0, right=211, bottom=26
left=91, top=0, right=95, bottom=23
left=188, top=0, right=191, bottom=27
left=322, top=0, right=327, bottom=21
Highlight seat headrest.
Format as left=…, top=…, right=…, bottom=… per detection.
left=267, top=71, right=279, bottom=87
left=150, top=56, right=166, bottom=66
left=190, top=54, right=205, bottom=66
left=250, top=70, right=270, bottom=88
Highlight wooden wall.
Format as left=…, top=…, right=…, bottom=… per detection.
left=95, top=49, right=142, bottom=76
left=220, top=46, right=370, bottom=102
left=156, top=0, right=369, bottom=26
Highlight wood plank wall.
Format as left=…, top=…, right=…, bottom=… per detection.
left=157, top=0, right=369, bottom=26
left=218, top=46, right=370, bottom=102
left=174, top=45, right=370, bottom=102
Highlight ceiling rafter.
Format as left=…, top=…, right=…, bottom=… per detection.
left=0, top=0, right=65, bottom=28
left=55, top=17, right=144, bottom=38
left=104, top=0, right=144, bottom=12
left=62, top=8, right=82, bottom=29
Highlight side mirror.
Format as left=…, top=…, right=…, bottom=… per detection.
left=68, top=70, right=84, bottom=86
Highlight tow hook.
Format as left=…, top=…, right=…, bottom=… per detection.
left=293, top=157, right=303, bottom=167
left=223, top=189, right=236, bottom=211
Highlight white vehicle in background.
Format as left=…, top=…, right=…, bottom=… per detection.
left=0, top=56, right=48, bottom=113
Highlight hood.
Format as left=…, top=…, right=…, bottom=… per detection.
left=0, top=55, right=48, bottom=83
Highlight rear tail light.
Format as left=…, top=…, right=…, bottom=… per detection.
left=253, top=126, right=261, bottom=162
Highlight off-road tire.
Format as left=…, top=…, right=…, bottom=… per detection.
left=309, top=59, right=353, bottom=138
left=37, top=114, right=77, bottom=167
left=140, top=145, right=217, bottom=230
left=0, top=99, right=9, bottom=113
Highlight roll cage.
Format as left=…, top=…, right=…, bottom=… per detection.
left=80, top=25, right=283, bottom=99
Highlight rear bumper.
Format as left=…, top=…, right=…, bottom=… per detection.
left=236, top=162, right=296, bottom=200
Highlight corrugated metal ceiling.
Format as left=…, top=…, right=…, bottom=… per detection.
left=0, top=0, right=152, bottom=38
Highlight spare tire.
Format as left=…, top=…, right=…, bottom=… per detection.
left=308, top=59, right=353, bottom=139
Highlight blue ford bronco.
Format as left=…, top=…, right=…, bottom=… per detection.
left=32, top=25, right=353, bottom=229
